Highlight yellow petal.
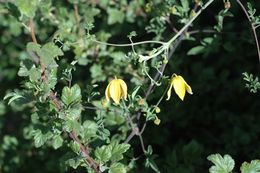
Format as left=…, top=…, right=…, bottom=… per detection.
left=166, top=83, right=173, bottom=100
left=105, top=82, right=111, bottom=102
left=109, top=79, right=121, bottom=104
left=173, top=76, right=186, bottom=101
left=185, top=82, right=193, bottom=95
left=118, top=79, right=127, bottom=100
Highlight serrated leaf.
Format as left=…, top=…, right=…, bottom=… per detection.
left=29, top=67, right=41, bottom=82
left=109, top=163, right=126, bottom=173
left=15, top=0, right=39, bottom=17
left=82, top=120, right=98, bottom=140
left=107, top=8, right=125, bottom=25
left=38, top=42, right=63, bottom=67
left=63, top=120, right=81, bottom=134
left=95, top=145, right=111, bottom=164
left=66, top=156, right=83, bottom=169
left=61, top=84, right=82, bottom=106
left=26, top=42, right=41, bottom=53
left=241, top=160, right=260, bottom=173
left=207, top=154, right=234, bottom=173
left=109, top=142, right=130, bottom=162
left=18, top=59, right=34, bottom=77
left=33, top=130, right=46, bottom=148
left=52, top=135, right=63, bottom=149
left=187, top=46, right=204, bottom=55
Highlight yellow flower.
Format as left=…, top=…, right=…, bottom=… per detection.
left=166, top=74, right=193, bottom=101
left=154, top=117, right=161, bottom=125
left=105, top=77, right=127, bottom=105
left=155, top=107, right=161, bottom=113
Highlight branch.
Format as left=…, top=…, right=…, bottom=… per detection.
left=236, top=0, right=260, bottom=63
left=29, top=18, right=38, bottom=44
left=69, top=131, right=101, bottom=173
left=28, top=18, right=101, bottom=173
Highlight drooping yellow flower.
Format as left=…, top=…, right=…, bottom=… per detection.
left=105, top=77, right=127, bottom=105
left=166, top=74, right=193, bottom=101
left=154, top=117, right=161, bottom=125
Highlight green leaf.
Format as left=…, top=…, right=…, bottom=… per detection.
left=241, top=160, right=260, bottom=173
left=63, top=120, right=81, bottom=134
left=82, top=120, right=98, bottom=140
left=15, top=0, right=39, bottom=17
left=145, top=156, right=161, bottom=173
left=95, top=145, right=111, bottom=164
left=66, top=156, right=83, bottom=169
left=33, top=130, right=46, bottom=148
left=18, top=59, right=34, bottom=77
left=207, top=154, right=235, bottom=173
left=180, top=0, right=189, bottom=12
left=131, top=86, right=141, bottom=100
left=38, top=42, right=63, bottom=67
left=26, top=42, right=41, bottom=53
left=4, top=92, right=24, bottom=105
left=187, top=46, right=204, bottom=55
left=66, top=107, right=82, bottom=120
left=109, top=142, right=130, bottom=162
left=107, top=8, right=125, bottom=25
left=61, top=84, right=82, bottom=106
left=31, top=113, right=39, bottom=123
left=90, top=64, right=106, bottom=82
left=29, top=67, right=41, bottom=82
left=52, top=135, right=64, bottom=149
left=182, top=140, right=203, bottom=164
left=109, top=163, right=126, bottom=173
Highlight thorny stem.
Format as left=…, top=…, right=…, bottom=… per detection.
left=236, top=0, right=260, bottom=63
left=29, top=18, right=38, bottom=44
left=28, top=18, right=101, bottom=173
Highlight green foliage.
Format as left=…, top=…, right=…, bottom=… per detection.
left=243, top=72, right=260, bottom=93
left=247, top=3, right=260, bottom=26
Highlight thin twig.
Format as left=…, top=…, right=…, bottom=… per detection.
left=236, top=0, right=260, bottom=63
left=138, top=135, right=146, bottom=153
left=92, top=39, right=165, bottom=47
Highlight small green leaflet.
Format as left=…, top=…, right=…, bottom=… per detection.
left=241, top=160, right=260, bottom=173
left=207, top=154, right=235, bottom=173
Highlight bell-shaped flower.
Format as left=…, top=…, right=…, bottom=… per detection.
left=105, top=77, right=127, bottom=105
left=166, top=74, right=193, bottom=101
